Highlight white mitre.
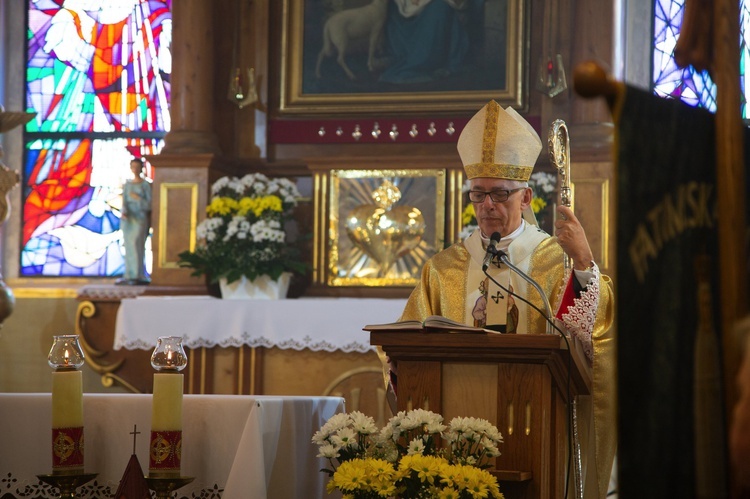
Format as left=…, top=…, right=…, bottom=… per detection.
left=457, top=100, right=542, bottom=181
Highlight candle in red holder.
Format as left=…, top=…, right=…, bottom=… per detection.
left=148, top=336, right=187, bottom=477
left=48, top=334, right=85, bottom=475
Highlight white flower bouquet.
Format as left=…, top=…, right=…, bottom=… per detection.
left=312, top=409, right=505, bottom=499
left=177, top=173, right=307, bottom=283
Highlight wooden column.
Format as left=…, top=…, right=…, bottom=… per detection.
left=163, top=0, right=220, bottom=154
left=147, top=154, right=215, bottom=287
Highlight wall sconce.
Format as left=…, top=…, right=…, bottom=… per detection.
left=227, top=67, right=257, bottom=109
left=535, top=0, right=567, bottom=98
left=536, top=54, right=567, bottom=98
left=227, top=0, right=257, bottom=109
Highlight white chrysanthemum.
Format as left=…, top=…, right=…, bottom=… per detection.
left=530, top=171, right=556, bottom=193
left=350, top=411, right=377, bottom=435
left=210, top=176, right=231, bottom=194
left=316, top=443, right=339, bottom=459
left=406, top=437, right=425, bottom=456
left=481, top=437, right=501, bottom=457
left=425, top=420, right=446, bottom=435
left=276, top=178, right=301, bottom=205
left=449, top=416, right=471, bottom=433
left=250, top=219, right=285, bottom=243
left=459, top=224, right=477, bottom=241
left=240, top=173, right=270, bottom=193
left=401, top=408, right=442, bottom=431
left=331, top=427, right=359, bottom=450
left=197, top=217, right=224, bottom=242
left=380, top=424, right=396, bottom=442
left=314, top=412, right=349, bottom=440
left=223, top=215, right=246, bottom=241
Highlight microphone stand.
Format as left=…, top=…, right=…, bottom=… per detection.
left=497, top=252, right=555, bottom=335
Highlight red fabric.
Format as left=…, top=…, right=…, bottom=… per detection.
left=52, top=426, right=84, bottom=470
left=149, top=430, right=182, bottom=473
left=555, top=275, right=577, bottom=320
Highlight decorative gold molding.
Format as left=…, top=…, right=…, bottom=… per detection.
left=74, top=300, right=139, bottom=393
left=448, top=169, right=464, bottom=244
left=280, top=0, right=527, bottom=114
left=572, top=177, right=611, bottom=270
left=312, top=172, right=328, bottom=285
left=11, top=287, right=79, bottom=298
left=327, top=169, right=446, bottom=287
left=158, top=182, right=199, bottom=268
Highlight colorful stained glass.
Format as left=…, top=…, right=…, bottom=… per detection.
left=653, top=0, right=750, bottom=117
left=24, top=0, right=171, bottom=277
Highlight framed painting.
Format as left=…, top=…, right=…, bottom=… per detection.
left=280, top=0, right=527, bottom=115
left=328, top=169, right=446, bottom=287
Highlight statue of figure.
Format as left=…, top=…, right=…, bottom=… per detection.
left=117, top=158, right=152, bottom=285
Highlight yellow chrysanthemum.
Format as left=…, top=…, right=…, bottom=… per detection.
left=235, top=195, right=282, bottom=217
left=451, top=465, right=502, bottom=499
left=206, top=196, right=239, bottom=216
left=329, top=458, right=398, bottom=496
left=399, top=454, right=445, bottom=485
left=531, top=196, right=547, bottom=214
left=437, top=487, right=460, bottom=499
left=331, top=459, right=369, bottom=491
left=462, top=203, right=476, bottom=225
left=365, top=459, right=397, bottom=495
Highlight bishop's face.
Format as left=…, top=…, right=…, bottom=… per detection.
left=469, top=177, right=532, bottom=238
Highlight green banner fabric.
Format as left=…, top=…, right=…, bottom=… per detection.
left=615, top=86, right=725, bottom=497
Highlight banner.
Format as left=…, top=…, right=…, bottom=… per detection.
left=615, top=85, right=729, bottom=497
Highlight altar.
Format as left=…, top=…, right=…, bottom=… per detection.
left=0, top=393, right=344, bottom=499
left=76, top=291, right=405, bottom=421
left=114, top=296, right=404, bottom=353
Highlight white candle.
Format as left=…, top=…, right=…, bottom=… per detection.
left=151, top=373, right=183, bottom=430
left=51, top=370, right=83, bottom=428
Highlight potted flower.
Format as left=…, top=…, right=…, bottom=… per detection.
left=312, top=409, right=505, bottom=498
left=177, top=173, right=307, bottom=299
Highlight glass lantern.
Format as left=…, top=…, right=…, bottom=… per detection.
left=150, top=336, right=188, bottom=371
left=48, top=334, right=85, bottom=370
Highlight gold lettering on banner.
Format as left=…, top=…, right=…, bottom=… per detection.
left=629, top=182, right=716, bottom=283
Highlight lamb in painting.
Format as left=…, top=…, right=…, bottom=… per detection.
left=315, top=0, right=389, bottom=80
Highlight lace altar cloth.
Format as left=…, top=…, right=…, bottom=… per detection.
left=115, top=296, right=407, bottom=353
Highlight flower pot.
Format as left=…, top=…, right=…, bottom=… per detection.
left=218, top=273, right=292, bottom=300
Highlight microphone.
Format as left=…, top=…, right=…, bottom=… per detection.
left=482, top=231, right=502, bottom=272
left=496, top=251, right=555, bottom=335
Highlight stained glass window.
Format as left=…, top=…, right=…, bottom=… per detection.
left=24, top=0, right=171, bottom=277
left=653, top=0, right=750, bottom=117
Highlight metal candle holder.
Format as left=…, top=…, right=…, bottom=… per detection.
left=36, top=473, right=97, bottom=499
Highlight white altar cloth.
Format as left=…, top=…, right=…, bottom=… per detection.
left=114, top=296, right=407, bottom=352
left=0, top=393, right=344, bottom=499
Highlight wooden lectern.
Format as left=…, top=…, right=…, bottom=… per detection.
left=370, top=330, right=591, bottom=499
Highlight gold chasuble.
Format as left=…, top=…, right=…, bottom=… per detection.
left=399, top=224, right=616, bottom=499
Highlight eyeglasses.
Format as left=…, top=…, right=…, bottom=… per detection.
left=468, top=187, right=525, bottom=204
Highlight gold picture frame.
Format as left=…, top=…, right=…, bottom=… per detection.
left=280, top=0, right=527, bottom=115
left=328, top=169, right=446, bottom=287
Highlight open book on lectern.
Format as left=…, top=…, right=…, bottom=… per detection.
left=363, top=315, right=497, bottom=334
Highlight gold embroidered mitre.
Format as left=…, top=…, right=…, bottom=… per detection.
left=457, top=100, right=542, bottom=181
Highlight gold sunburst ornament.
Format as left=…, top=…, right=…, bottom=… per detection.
left=345, top=179, right=426, bottom=278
